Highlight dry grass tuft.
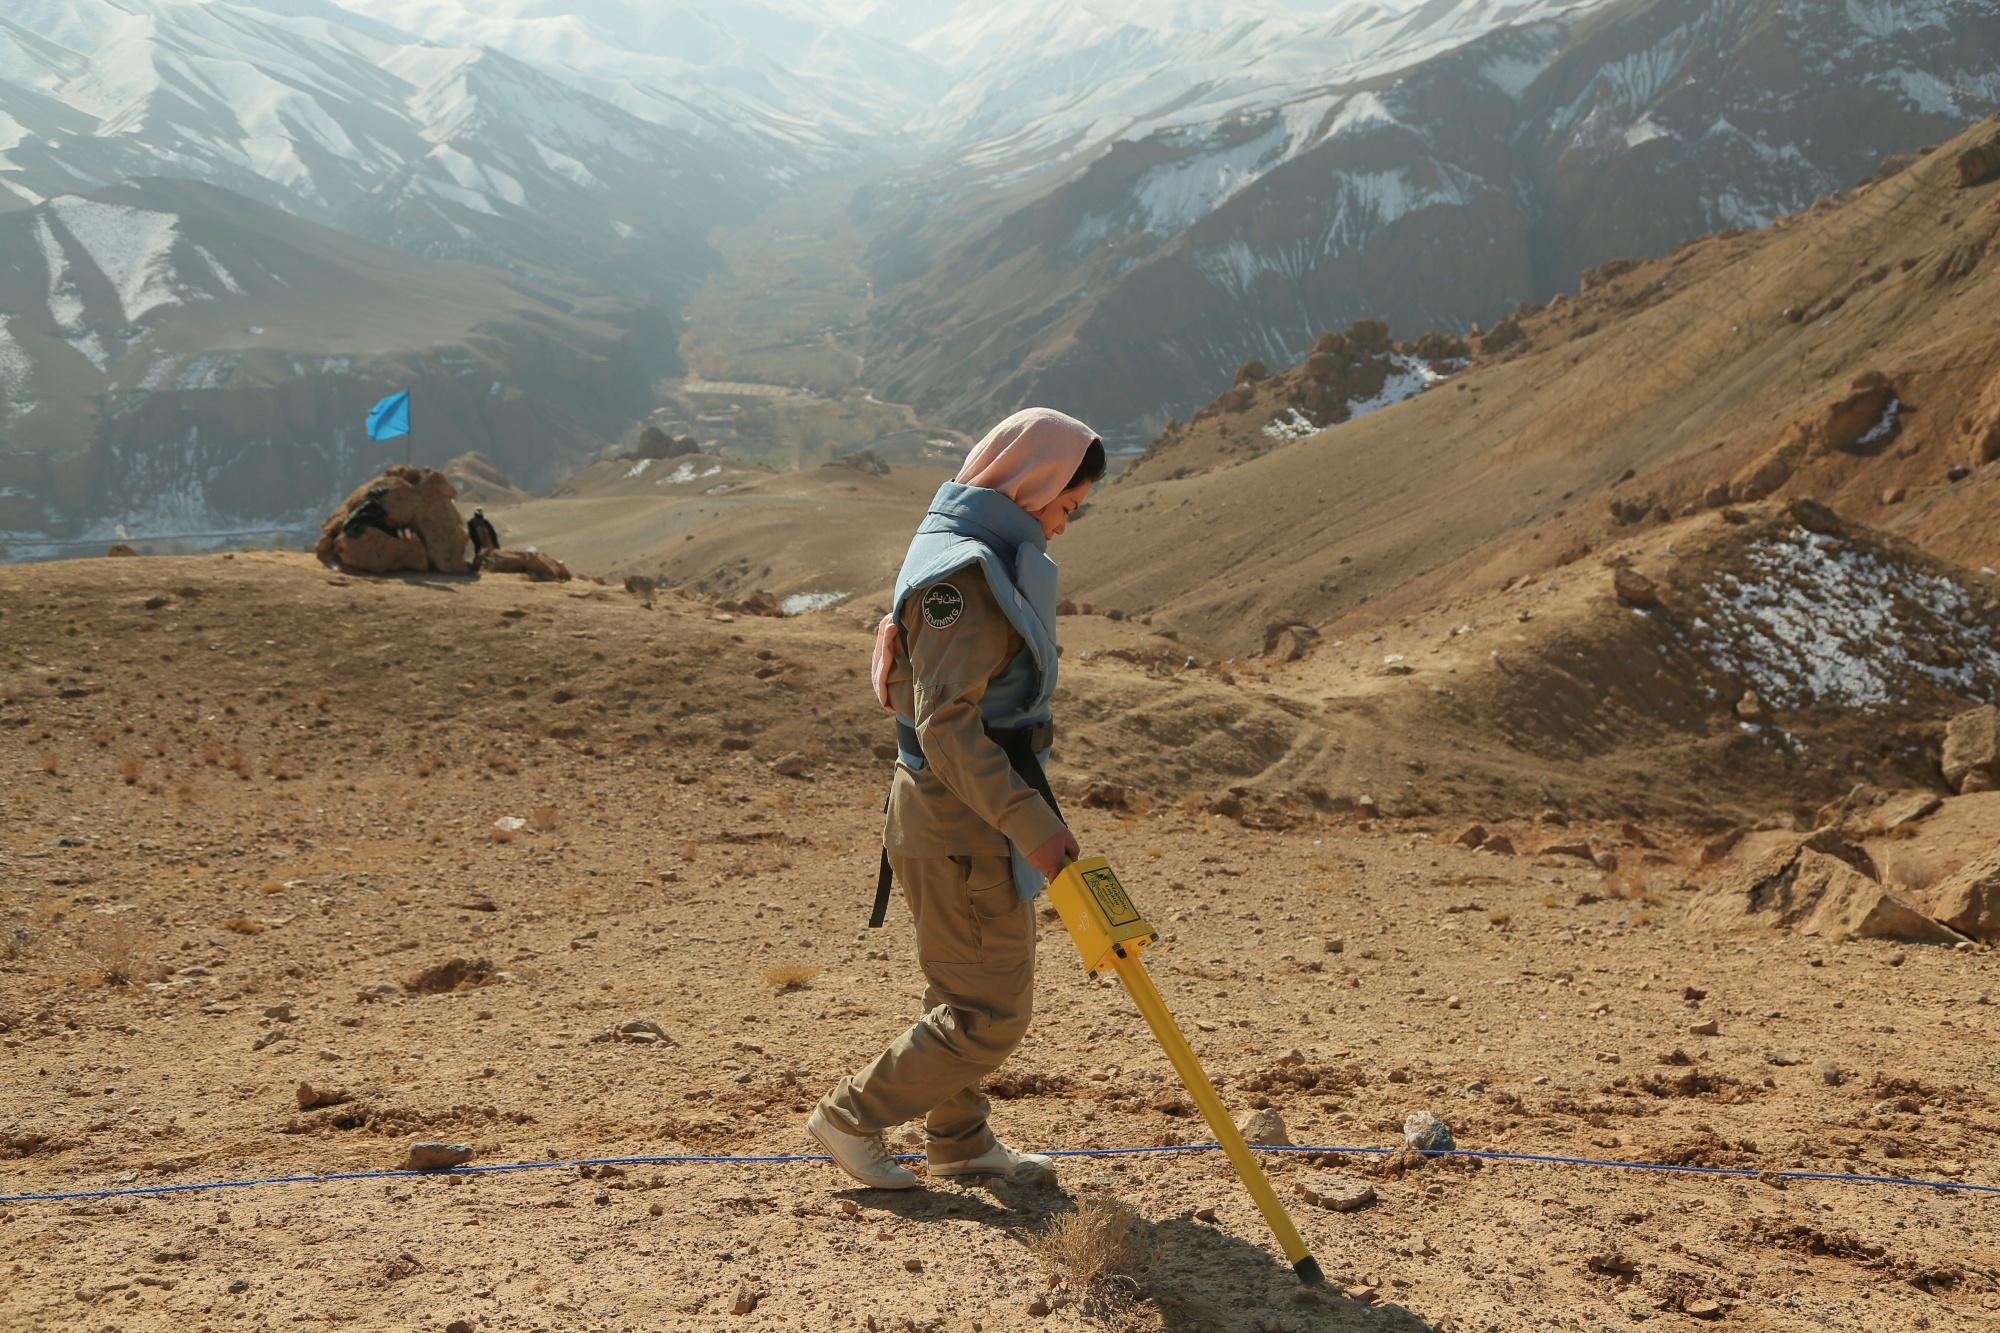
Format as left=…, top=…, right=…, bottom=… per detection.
left=1487, top=911, right=1513, bottom=928
left=120, top=755, right=143, bottom=785
left=222, top=916, right=264, bottom=935
left=76, top=916, right=163, bottom=987
left=761, top=962, right=822, bottom=991
left=529, top=806, right=564, bottom=833
left=1023, top=1197, right=1156, bottom=1310
left=41, top=752, right=59, bottom=776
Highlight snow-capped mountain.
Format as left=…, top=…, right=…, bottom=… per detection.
left=0, top=0, right=787, bottom=304
left=1, top=0, right=1997, bottom=550
left=860, top=0, right=2000, bottom=439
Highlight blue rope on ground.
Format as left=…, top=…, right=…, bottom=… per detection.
left=4, top=1143, right=1993, bottom=1205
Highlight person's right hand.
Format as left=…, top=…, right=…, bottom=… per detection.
left=1026, top=828, right=1081, bottom=881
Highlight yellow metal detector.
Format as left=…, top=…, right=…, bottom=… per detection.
left=1044, top=856, right=1324, bottom=1285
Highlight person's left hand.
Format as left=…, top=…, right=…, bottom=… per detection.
left=1026, top=828, right=1081, bottom=881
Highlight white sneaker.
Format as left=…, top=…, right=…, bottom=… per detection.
left=930, top=1142, right=1057, bottom=1185
left=807, top=1107, right=920, bottom=1190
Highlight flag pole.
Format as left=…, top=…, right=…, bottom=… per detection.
left=405, top=389, right=412, bottom=468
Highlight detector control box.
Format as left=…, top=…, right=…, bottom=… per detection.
left=1045, top=856, right=1155, bottom=974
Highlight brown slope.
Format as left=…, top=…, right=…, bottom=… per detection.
left=1067, top=115, right=2000, bottom=657
left=483, top=462, right=954, bottom=608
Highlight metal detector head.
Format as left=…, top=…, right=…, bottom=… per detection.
left=1045, top=856, right=1155, bottom=975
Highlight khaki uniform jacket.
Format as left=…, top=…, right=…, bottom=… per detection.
left=882, top=567, right=1067, bottom=860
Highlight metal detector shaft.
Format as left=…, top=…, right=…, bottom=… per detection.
left=1045, top=857, right=1322, bottom=1285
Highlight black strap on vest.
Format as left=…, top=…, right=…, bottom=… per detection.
left=868, top=722, right=1063, bottom=929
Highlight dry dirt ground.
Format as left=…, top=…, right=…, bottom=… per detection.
left=2, top=554, right=1997, bottom=1333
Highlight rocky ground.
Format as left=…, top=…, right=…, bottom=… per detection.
left=3, top=553, right=1996, bottom=1333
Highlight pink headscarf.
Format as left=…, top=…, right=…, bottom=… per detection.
left=955, top=407, right=1100, bottom=514
left=871, top=406, right=1099, bottom=710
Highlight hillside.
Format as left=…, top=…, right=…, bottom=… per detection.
left=860, top=0, right=2000, bottom=441
left=488, top=456, right=956, bottom=610
left=1060, top=114, right=2000, bottom=656
left=0, top=178, right=677, bottom=561
left=2, top=550, right=1996, bottom=1332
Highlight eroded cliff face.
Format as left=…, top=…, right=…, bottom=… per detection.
left=862, top=0, right=2000, bottom=442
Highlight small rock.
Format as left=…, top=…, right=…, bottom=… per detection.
left=1356, top=795, right=1380, bottom=820
left=772, top=752, right=812, bottom=778
left=1682, top=986, right=1707, bottom=1001
left=1685, top=1298, right=1723, bottom=1319
left=107, top=543, right=138, bottom=558
left=1454, top=824, right=1487, bottom=849
left=1757, top=1171, right=1788, bottom=1190
left=1689, top=1019, right=1720, bottom=1036
left=1297, top=1176, right=1377, bottom=1212
left=228, top=1279, right=250, bottom=1293
left=1765, top=1050, right=1804, bottom=1067
left=317, top=1049, right=343, bottom=1062
left=1323, top=938, right=1345, bottom=954
left=1387, top=1066, right=1412, bottom=1084
left=1735, top=691, right=1766, bottom=722
left=731, top=1281, right=760, bottom=1316
left=1613, top=567, right=1658, bottom=607
left=1540, top=841, right=1596, bottom=863
left=263, top=1003, right=295, bottom=1021
left=904, top=1258, right=923, bottom=1272
left=648, top=1203, right=664, bottom=1216
left=1882, top=486, right=1907, bottom=505
left=1026, top=1297, right=1051, bottom=1317
left=1236, top=1108, right=1292, bottom=1146
left=1817, top=1060, right=1842, bottom=1086
left=1480, top=834, right=1516, bottom=856
left=1403, top=1111, right=1454, bottom=1153
left=403, top=1142, right=473, bottom=1172
left=447, top=1322, right=475, bottom=1333
left=1948, top=464, right=1971, bottom=482
left=1587, top=1252, right=1638, bottom=1275
left=295, top=1082, right=351, bottom=1111
left=1194, top=1207, right=1218, bottom=1223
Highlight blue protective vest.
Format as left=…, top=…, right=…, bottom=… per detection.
left=890, top=480, right=1061, bottom=900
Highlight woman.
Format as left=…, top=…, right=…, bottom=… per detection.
left=808, top=407, right=1106, bottom=1189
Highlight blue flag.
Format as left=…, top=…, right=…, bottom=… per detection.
left=366, top=391, right=410, bottom=441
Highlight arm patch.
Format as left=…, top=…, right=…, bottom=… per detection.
left=921, top=583, right=965, bottom=629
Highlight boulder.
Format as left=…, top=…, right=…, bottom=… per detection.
left=1795, top=859, right=1964, bottom=945
left=1786, top=497, right=1843, bottom=534
left=1233, top=359, right=1270, bottom=385
left=482, top=549, right=571, bottom=582
left=1343, top=318, right=1392, bottom=354
left=1942, top=705, right=1998, bottom=794
left=1613, top=567, right=1658, bottom=607
left=1813, top=375, right=1895, bottom=454
left=824, top=448, right=891, bottom=476
left=1927, top=848, right=2000, bottom=942
left=1263, top=620, right=1321, bottom=663
left=334, top=525, right=429, bottom=574
left=636, top=426, right=700, bottom=460
left=714, top=589, right=784, bottom=617
left=1688, top=836, right=1961, bottom=944
left=1956, top=133, right=2000, bottom=188
left=316, top=466, right=471, bottom=575
left=1236, top=1108, right=1292, bottom=1146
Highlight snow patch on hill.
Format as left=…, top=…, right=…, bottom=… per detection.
left=1693, top=530, right=2000, bottom=711
left=47, top=196, right=186, bottom=324
left=0, top=314, right=32, bottom=406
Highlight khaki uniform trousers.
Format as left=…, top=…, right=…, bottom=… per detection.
left=820, top=853, right=1036, bottom=1164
